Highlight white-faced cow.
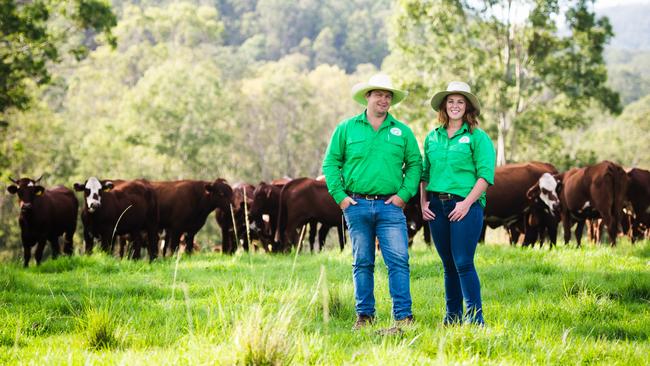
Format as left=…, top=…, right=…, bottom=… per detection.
left=7, top=176, right=78, bottom=267
left=483, top=162, right=561, bottom=247
left=74, top=177, right=159, bottom=260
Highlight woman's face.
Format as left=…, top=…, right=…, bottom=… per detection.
left=445, top=94, right=467, bottom=121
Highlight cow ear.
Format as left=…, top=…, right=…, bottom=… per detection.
left=35, top=186, right=45, bottom=196
left=7, top=185, right=18, bottom=194
left=526, top=184, right=540, bottom=201
left=73, top=183, right=85, bottom=192
left=103, top=181, right=114, bottom=191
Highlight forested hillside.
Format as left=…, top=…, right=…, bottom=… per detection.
left=1, top=0, right=648, bottom=249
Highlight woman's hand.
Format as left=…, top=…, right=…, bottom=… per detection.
left=422, top=201, right=436, bottom=221
left=448, top=200, right=472, bottom=221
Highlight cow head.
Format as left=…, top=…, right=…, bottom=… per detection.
left=526, top=173, right=561, bottom=216
left=73, top=177, right=114, bottom=213
left=249, top=182, right=276, bottom=234
left=6, top=176, right=44, bottom=213
left=204, top=178, right=233, bottom=210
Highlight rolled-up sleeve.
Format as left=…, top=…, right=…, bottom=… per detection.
left=472, top=130, right=496, bottom=185
left=396, top=130, right=422, bottom=203
left=322, top=123, right=348, bottom=204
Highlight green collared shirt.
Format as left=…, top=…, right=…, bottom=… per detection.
left=322, top=111, right=422, bottom=204
left=422, top=122, right=496, bottom=207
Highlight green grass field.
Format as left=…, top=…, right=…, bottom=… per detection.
left=1, top=240, right=649, bottom=365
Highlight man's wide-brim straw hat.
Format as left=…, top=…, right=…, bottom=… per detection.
left=430, top=81, right=481, bottom=116
left=351, top=74, right=408, bottom=106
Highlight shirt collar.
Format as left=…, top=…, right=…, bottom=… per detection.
left=435, top=122, right=470, bottom=137
left=356, top=110, right=396, bottom=128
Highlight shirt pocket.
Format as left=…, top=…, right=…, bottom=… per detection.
left=385, top=135, right=405, bottom=158
left=346, top=137, right=368, bottom=159
left=448, top=142, right=472, bottom=165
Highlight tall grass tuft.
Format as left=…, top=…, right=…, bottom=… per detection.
left=76, top=302, right=127, bottom=350
left=233, top=304, right=297, bottom=365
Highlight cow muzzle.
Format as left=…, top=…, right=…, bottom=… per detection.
left=20, top=202, right=32, bottom=212
left=88, top=202, right=101, bottom=212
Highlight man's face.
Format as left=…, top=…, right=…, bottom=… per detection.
left=366, top=90, right=393, bottom=115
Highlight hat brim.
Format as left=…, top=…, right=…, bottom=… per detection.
left=352, top=84, right=408, bottom=106
left=430, top=91, right=481, bottom=116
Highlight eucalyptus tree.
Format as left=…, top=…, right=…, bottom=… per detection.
left=386, top=0, right=620, bottom=165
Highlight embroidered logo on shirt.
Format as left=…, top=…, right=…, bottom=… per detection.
left=459, top=136, right=470, bottom=144
left=390, top=127, right=402, bottom=136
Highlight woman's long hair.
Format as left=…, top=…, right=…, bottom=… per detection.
left=437, top=95, right=479, bottom=132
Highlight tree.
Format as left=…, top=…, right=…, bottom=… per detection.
left=0, top=0, right=117, bottom=113
left=386, top=0, right=621, bottom=165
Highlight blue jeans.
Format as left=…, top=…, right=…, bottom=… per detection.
left=427, top=194, right=485, bottom=325
left=343, top=199, right=412, bottom=320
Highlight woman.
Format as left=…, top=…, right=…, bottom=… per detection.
left=420, top=81, right=496, bottom=325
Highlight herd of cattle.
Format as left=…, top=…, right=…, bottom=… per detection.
left=5, top=160, right=650, bottom=267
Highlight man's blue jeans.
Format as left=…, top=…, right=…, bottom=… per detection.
left=427, top=194, right=485, bottom=325
left=343, top=199, right=412, bottom=321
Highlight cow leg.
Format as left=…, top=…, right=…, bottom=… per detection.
left=185, top=232, right=197, bottom=255
left=318, top=224, right=331, bottom=252
left=147, top=230, right=159, bottom=261
left=562, top=212, right=573, bottom=245
left=337, top=224, right=345, bottom=251
left=308, top=221, right=318, bottom=252
left=130, top=232, right=143, bottom=260
left=84, top=228, right=94, bottom=255
left=423, top=222, right=432, bottom=246
left=22, top=236, right=34, bottom=268
left=35, top=240, right=46, bottom=265
left=63, top=230, right=74, bottom=256
left=49, top=236, right=61, bottom=259
left=575, top=220, right=586, bottom=247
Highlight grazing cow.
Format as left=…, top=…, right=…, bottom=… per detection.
left=273, top=177, right=345, bottom=253
left=74, top=177, right=159, bottom=260
left=558, top=161, right=629, bottom=246
left=482, top=162, right=561, bottom=247
left=626, top=168, right=650, bottom=242
left=7, top=177, right=78, bottom=267
left=152, top=179, right=233, bottom=255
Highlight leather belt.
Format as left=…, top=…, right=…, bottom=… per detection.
left=347, top=192, right=394, bottom=200
left=429, top=192, right=464, bottom=201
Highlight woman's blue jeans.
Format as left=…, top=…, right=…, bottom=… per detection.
left=427, top=194, right=485, bottom=325
left=343, top=199, right=412, bottom=321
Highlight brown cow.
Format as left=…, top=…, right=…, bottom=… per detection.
left=626, top=168, right=650, bottom=242
left=404, top=189, right=431, bottom=246
left=152, top=179, right=233, bottom=256
left=558, top=161, right=629, bottom=246
left=482, top=162, right=561, bottom=247
left=273, top=177, right=345, bottom=252
left=7, top=177, right=78, bottom=267
left=74, top=177, right=159, bottom=260
left=216, top=182, right=256, bottom=254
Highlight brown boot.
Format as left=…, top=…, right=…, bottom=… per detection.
left=352, top=314, right=375, bottom=331
left=376, top=315, right=414, bottom=336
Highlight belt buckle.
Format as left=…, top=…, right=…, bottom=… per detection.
left=364, top=194, right=377, bottom=200
left=439, top=193, right=453, bottom=200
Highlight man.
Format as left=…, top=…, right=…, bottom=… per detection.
left=322, top=74, right=422, bottom=331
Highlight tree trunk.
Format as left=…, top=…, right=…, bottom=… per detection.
left=497, top=112, right=508, bottom=166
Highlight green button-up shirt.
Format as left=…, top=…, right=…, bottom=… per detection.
left=422, top=122, right=496, bottom=207
left=322, top=111, right=422, bottom=204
